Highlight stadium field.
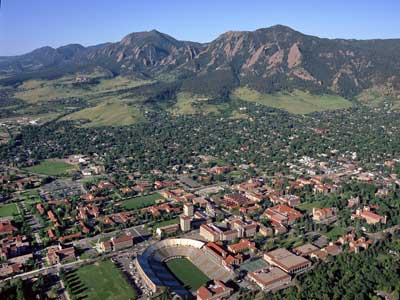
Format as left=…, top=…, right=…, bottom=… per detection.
left=165, top=258, right=209, bottom=292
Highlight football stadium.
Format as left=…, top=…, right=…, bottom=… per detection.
left=135, top=238, right=234, bottom=296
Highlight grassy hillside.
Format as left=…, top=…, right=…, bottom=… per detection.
left=14, top=75, right=151, bottom=103
left=356, top=88, right=400, bottom=110
left=63, top=101, right=143, bottom=127
left=232, top=87, right=352, bottom=114
left=169, top=92, right=214, bottom=115
left=169, top=92, right=245, bottom=117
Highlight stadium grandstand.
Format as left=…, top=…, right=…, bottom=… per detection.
left=135, top=238, right=234, bottom=296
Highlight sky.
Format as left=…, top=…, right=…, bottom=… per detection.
left=0, top=0, right=399, bottom=56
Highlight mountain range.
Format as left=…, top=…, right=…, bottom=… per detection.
left=1, top=25, right=400, bottom=99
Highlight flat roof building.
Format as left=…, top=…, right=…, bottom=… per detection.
left=248, top=267, right=291, bottom=292
left=264, top=248, right=311, bottom=274
left=292, top=243, right=319, bottom=257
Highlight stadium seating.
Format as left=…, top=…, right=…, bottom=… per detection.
left=135, top=238, right=234, bottom=295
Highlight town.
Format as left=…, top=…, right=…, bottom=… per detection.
left=1, top=2, right=400, bottom=299
left=0, top=138, right=399, bottom=299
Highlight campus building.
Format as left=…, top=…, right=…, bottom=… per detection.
left=248, top=267, right=291, bottom=292
left=264, top=248, right=311, bottom=274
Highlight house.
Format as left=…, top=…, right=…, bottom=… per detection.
left=36, top=203, right=45, bottom=215
left=200, top=224, right=221, bottom=242
left=322, top=243, right=342, bottom=256
left=0, top=235, right=30, bottom=259
left=210, top=166, right=231, bottom=175
left=204, top=242, right=243, bottom=267
left=0, top=263, right=22, bottom=279
left=228, top=239, right=256, bottom=254
left=223, top=193, right=252, bottom=208
left=349, top=237, right=373, bottom=253
left=264, top=205, right=303, bottom=226
left=264, top=248, right=311, bottom=274
left=58, top=232, right=82, bottom=243
left=351, top=206, right=387, bottom=225
left=336, top=233, right=372, bottom=253
left=156, top=224, right=179, bottom=238
left=0, top=220, right=17, bottom=236
left=248, top=267, right=291, bottom=292
left=197, top=280, right=233, bottom=300
left=230, top=219, right=258, bottom=237
left=48, top=229, right=55, bottom=240
left=98, top=240, right=112, bottom=253
left=347, top=196, right=360, bottom=208
left=312, top=208, right=337, bottom=224
left=270, top=194, right=301, bottom=207
left=292, top=244, right=319, bottom=257
left=46, top=245, right=75, bottom=265
left=47, top=210, right=60, bottom=227
left=111, top=233, right=133, bottom=251
left=310, top=249, right=329, bottom=261
left=258, top=224, right=273, bottom=237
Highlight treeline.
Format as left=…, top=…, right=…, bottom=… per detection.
left=264, top=234, right=400, bottom=300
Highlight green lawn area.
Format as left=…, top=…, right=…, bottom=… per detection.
left=24, top=159, right=75, bottom=176
left=15, top=75, right=151, bottom=104
left=0, top=203, right=20, bottom=217
left=297, top=201, right=324, bottom=213
left=64, top=260, right=136, bottom=300
left=63, top=101, right=143, bottom=127
left=169, top=92, right=241, bottom=117
left=152, top=217, right=179, bottom=229
left=165, top=258, right=209, bottom=292
left=325, top=226, right=347, bottom=240
left=233, top=87, right=352, bottom=114
left=122, top=193, right=164, bottom=210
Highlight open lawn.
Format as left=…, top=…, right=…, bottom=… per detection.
left=64, top=260, right=136, bottom=300
left=0, top=203, right=19, bottom=217
left=122, top=193, right=164, bottom=210
left=165, top=258, right=209, bottom=292
left=325, top=226, right=347, bottom=240
left=233, top=87, right=352, bottom=114
left=24, top=159, right=75, bottom=176
left=297, top=201, right=324, bottom=213
left=63, top=101, right=143, bottom=127
left=152, top=217, right=179, bottom=229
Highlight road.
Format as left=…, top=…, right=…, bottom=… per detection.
left=73, top=224, right=150, bottom=251
left=366, top=224, right=400, bottom=240
left=0, top=237, right=153, bottom=284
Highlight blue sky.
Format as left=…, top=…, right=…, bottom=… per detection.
left=0, top=0, right=399, bottom=56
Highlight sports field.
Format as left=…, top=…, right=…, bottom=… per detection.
left=64, top=260, right=136, bottom=300
left=0, top=203, right=20, bottom=217
left=122, top=193, right=164, bottom=210
left=24, top=159, right=75, bottom=176
left=239, top=258, right=268, bottom=272
left=165, top=258, right=209, bottom=292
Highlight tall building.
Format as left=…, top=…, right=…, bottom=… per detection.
left=184, top=203, right=194, bottom=217
left=180, top=214, right=191, bottom=232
